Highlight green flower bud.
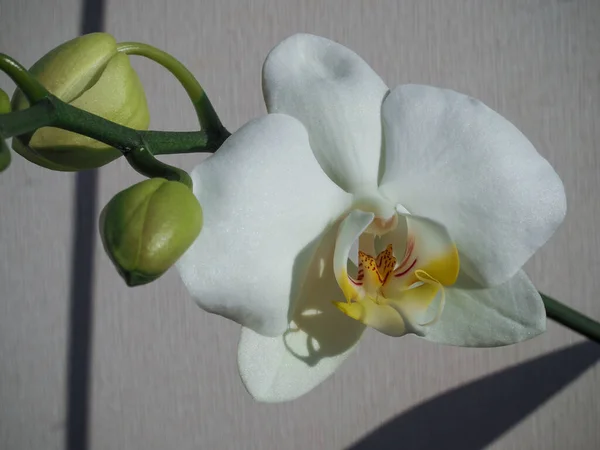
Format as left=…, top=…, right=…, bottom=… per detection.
left=0, top=88, right=11, bottom=172
left=100, top=178, right=202, bottom=287
left=11, top=32, right=150, bottom=171
left=0, top=88, right=10, bottom=113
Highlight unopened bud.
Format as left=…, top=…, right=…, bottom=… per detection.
left=100, top=178, right=203, bottom=286
left=12, top=33, right=150, bottom=171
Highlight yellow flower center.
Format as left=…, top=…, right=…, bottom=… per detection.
left=332, top=213, right=460, bottom=337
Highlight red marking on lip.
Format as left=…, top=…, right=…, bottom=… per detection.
left=349, top=278, right=363, bottom=286
left=394, top=259, right=417, bottom=278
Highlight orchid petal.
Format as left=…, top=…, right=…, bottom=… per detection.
left=422, top=270, right=546, bottom=346
left=334, top=301, right=406, bottom=338
left=238, top=223, right=365, bottom=402
left=379, top=85, right=566, bottom=287
left=176, top=114, right=351, bottom=337
left=263, top=33, right=389, bottom=194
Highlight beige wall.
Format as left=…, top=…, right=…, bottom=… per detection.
left=1, top=0, right=599, bottom=449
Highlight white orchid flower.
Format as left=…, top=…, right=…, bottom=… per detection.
left=176, top=34, right=566, bottom=403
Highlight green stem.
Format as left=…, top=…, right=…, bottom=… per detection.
left=116, top=42, right=228, bottom=135
left=51, top=97, right=222, bottom=154
left=0, top=98, right=57, bottom=138
left=143, top=129, right=225, bottom=155
left=0, top=97, right=226, bottom=155
left=0, top=93, right=212, bottom=183
left=125, top=146, right=192, bottom=187
left=51, top=98, right=203, bottom=184
left=0, top=54, right=49, bottom=103
left=541, top=292, right=600, bottom=344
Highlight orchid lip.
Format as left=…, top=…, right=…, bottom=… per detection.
left=332, top=209, right=460, bottom=337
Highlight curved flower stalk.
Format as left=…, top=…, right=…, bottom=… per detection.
left=176, top=34, right=566, bottom=402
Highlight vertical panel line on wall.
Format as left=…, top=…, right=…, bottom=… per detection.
left=65, top=1, right=104, bottom=449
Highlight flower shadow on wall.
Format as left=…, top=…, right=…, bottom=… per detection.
left=282, top=220, right=364, bottom=367
left=348, top=342, right=600, bottom=450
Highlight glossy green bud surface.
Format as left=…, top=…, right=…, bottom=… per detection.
left=100, top=178, right=203, bottom=286
left=0, top=89, right=11, bottom=172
